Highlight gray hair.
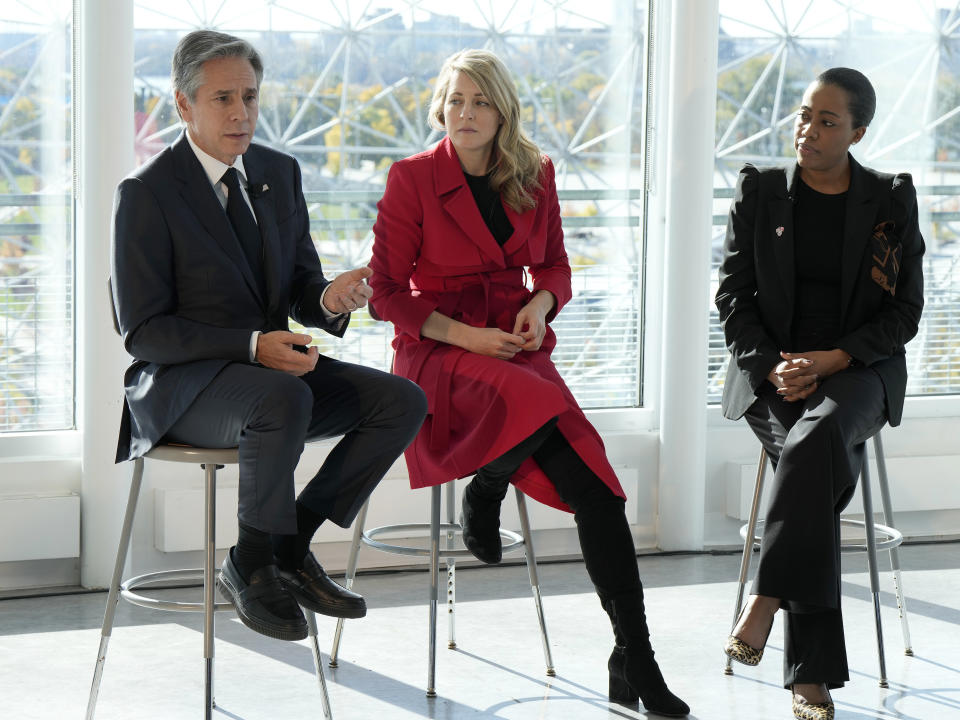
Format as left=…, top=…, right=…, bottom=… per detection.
left=172, top=30, right=263, bottom=106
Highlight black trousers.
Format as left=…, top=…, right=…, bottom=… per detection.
left=474, top=417, right=641, bottom=599
left=166, top=356, right=426, bottom=535
left=743, top=366, right=887, bottom=688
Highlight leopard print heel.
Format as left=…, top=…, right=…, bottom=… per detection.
left=792, top=689, right=834, bottom=720
left=723, top=634, right=764, bottom=666
left=722, top=603, right=772, bottom=667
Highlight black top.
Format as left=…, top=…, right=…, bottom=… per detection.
left=465, top=171, right=514, bottom=246
left=791, top=178, right=845, bottom=350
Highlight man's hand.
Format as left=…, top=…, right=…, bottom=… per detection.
left=323, top=267, right=374, bottom=314
left=256, top=331, right=319, bottom=376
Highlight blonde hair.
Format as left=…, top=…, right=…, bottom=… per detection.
left=429, top=49, right=543, bottom=213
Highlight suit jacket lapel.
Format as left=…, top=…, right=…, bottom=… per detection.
left=840, top=155, right=878, bottom=325
left=243, top=149, right=280, bottom=315
left=769, top=163, right=797, bottom=312
left=172, top=135, right=264, bottom=303
left=433, top=137, right=507, bottom=268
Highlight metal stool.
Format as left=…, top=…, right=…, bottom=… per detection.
left=328, top=479, right=555, bottom=697
left=724, top=431, right=913, bottom=687
left=85, top=444, right=332, bottom=719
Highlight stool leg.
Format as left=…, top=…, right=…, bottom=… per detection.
left=515, top=488, right=556, bottom=677
left=427, top=485, right=441, bottom=697
left=85, top=457, right=145, bottom=720
left=725, top=448, right=767, bottom=676
left=445, top=479, right=457, bottom=650
left=873, top=433, right=913, bottom=656
left=329, top=499, right=369, bottom=668
left=306, top=610, right=333, bottom=719
left=860, top=458, right=888, bottom=688
left=202, top=463, right=218, bottom=718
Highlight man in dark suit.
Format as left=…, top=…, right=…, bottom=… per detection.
left=112, top=30, right=427, bottom=641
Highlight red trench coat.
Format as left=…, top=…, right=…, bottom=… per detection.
left=369, top=137, right=624, bottom=511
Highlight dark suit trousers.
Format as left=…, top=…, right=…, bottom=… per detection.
left=743, top=366, right=886, bottom=688
left=165, top=355, right=426, bottom=535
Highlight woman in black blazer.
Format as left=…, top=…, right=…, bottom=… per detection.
left=716, top=68, right=925, bottom=720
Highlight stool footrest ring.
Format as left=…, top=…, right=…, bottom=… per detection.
left=120, top=568, right=234, bottom=613
left=740, top=518, right=903, bottom=554
left=362, top=522, right=524, bottom=558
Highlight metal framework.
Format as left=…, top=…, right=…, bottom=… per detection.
left=129, top=0, right=648, bottom=408
left=7, top=2, right=960, bottom=431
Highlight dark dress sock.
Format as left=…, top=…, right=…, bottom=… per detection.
left=234, top=522, right=275, bottom=582
left=272, top=501, right=326, bottom=571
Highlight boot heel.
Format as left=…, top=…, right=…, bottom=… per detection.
left=608, top=672, right=639, bottom=704
left=607, top=642, right=689, bottom=716
left=608, top=646, right=639, bottom=704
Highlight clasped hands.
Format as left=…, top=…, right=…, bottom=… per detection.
left=465, top=291, right=553, bottom=360
left=768, top=349, right=852, bottom=402
left=256, top=267, right=373, bottom=375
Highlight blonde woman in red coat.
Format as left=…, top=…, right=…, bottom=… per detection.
left=368, top=49, right=688, bottom=717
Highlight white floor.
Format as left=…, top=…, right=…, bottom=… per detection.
left=2, top=544, right=959, bottom=720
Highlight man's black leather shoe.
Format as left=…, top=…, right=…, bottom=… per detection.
left=218, top=550, right=308, bottom=641
left=278, top=552, right=367, bottom=619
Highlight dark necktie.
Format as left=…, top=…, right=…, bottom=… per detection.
left=220, top=167, right=265, bottom=296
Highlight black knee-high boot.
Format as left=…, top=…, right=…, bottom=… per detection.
left=575, top=501, right=690, bottom=717
left=529, top=428, right=688, bottom=715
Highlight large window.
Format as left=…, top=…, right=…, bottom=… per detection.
left=710, top=0, right=960, bottom=401
left=132, top=0, right=648, bottom=409
left=0, top=5, right=73, bottom=432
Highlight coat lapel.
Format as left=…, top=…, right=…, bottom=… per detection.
left=768, top=163, right=798, bottom=311
left=172, top=134, right=264, bottom=303
left=433, top=137, right=507, bottom=268
left=502, top=200, right=535, bottom=259
left=840, top=155, right=879, bottom=325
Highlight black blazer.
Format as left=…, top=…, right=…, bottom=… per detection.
left=111, top=133, right=346, bottom=462
left=715, top=155, right=925, bottom=426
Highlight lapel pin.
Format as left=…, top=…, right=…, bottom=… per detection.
left=775, top=226, right=784, bottom=237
